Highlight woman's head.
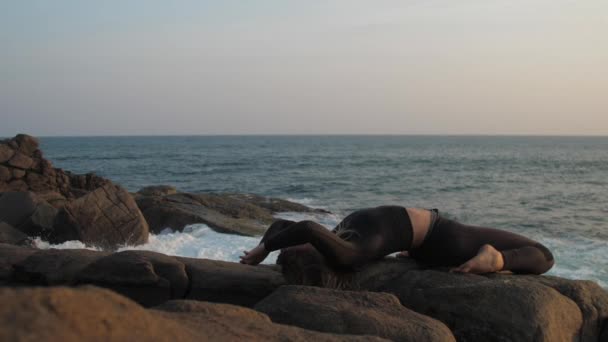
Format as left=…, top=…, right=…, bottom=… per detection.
left=277, top=244, right=356, bottom=289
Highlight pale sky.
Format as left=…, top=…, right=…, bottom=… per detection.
left=1, top=1, right=607, bottom=136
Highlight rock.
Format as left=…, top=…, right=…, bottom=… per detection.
left=13, top=133, right=39, bottom=156
left=512, top=275, right=608, bottom=342
left=379, top=271, right=583, bottom=342
left=7, top=152, right=34, bottom=169
left=0, top=222, right=31, bottom=246
left=0, top=165, right=11, bottom=181
left=0, top=286, right=382, bottom=342
left=178, top=256, right=286, bottom=307
left=0, top=191, right=38, bottom=226
left=255, top=285, right=455, bottom=341
left=7, top=179, right=28, bottom=191
left=12, top=168, right=26, bottom=179
left=0, top=243, right=37, bottom=284
left=0, top=144, right=15, bottom=163
left=153, top=299, right=383, bottom=342
left=137, top=185, right=177, bottom=197
left=36, top=191, right=68, bottom=208
left=12, top=248, right=109, bottom=285
left=17, top=201, right=58, bottom=237
left=51, top=183, right=149, bottom=249
left=136, top=192, right=323, bottom=236
left=227, top=192, right=330, bottom=213
left=76, top=250, right=189, bottom=307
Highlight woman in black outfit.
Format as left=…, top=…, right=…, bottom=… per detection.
left=239, top=205, right=554, bottom=275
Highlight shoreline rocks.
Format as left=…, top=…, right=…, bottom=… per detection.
left=135, top=189, right=328, bottom=236
left=1, top=243, right=607, bottom=341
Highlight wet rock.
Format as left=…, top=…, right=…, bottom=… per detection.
left=8, top=152, right=34, bottom=169
left=76, top=250, right=189, bottom=307
left=51, top=183, right=149, bottom=249
left=178, top=256, right=287, bottom=307
left=255, top=285, right=455, bottom=341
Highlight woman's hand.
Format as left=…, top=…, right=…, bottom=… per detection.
left=396, top=251, right=409, bottom=258
left=239, top=243, right=269, bottom=265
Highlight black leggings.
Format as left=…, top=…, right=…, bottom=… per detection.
left=409, top=215, right=554, bottom=274
left=262, top=215, right=555, bottom=274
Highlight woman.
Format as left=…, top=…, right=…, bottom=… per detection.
left=239, top=206, right=554, bottom=275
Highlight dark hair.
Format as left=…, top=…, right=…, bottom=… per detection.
left=276, top=244, right=357, bottom=290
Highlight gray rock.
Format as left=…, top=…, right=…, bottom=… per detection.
left=0, top=243, right=37, bottom=284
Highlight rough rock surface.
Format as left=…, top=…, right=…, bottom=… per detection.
left=255, top=285, right=455, bottom=341
left=0, top=191, right=57, bottom=238
left=0, top=286, right=379, bottom=342
left=178, top=256, right=286, bottom=307
left=0, top=222, right=31, bottom=246
left=136, top=190, right=327, bottom=236
left=51, top=183, right=149, bottom=249
left=0, top=134, right=110, bottom=202
left=1, top=243, right=607, bottom=341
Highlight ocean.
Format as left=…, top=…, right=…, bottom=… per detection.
left=34, top=136, right=608, bottom=287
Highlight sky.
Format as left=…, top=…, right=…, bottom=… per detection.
left=1, top=0, right=607, bottom=136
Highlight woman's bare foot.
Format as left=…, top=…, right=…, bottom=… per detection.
left=239, top=243, right=269, bottom=265
left=451, top=244, right=505, bottom=274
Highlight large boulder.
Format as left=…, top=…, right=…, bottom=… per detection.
left=12, top=248, right=109, bottom=285
left=153, top=299, right=384, bottom=341
left=0, top=286, right=382, bottom=342
left=76, top=250, right=190, bottom=306
left=51, top=183, right=149, bottom=249
left=136, top=191, right=325, bottom=235
left=377, top=270, right=583, bottom=342
left=255, top=285, right=455, bottom=341
left=0, top=243, right=37, bottom=284
left=178, top=256, right=287, bottom=307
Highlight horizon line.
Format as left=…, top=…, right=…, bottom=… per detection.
left=8, top=133, right=607, bottom=138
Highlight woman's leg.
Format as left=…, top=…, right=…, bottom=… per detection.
left=410, top=216, right=555, bottom=275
